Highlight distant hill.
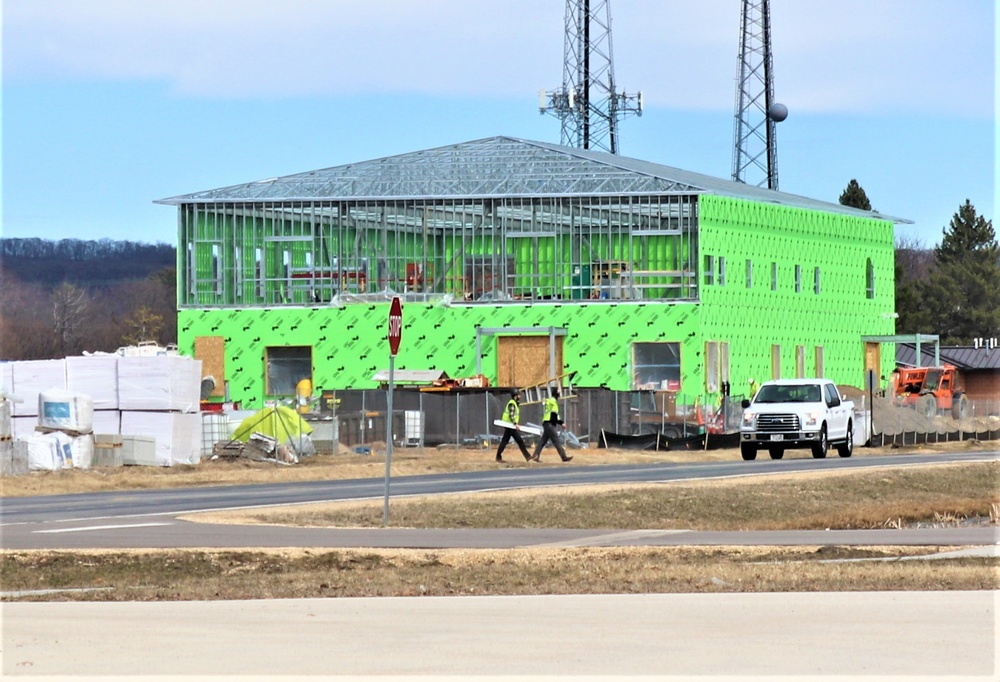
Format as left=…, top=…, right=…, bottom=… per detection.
left=0, top=238, right=175, bottom=289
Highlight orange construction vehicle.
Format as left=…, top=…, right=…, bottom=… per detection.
left=892, top=364, right=968, bottom=419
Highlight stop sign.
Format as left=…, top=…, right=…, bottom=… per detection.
left=387, top=296, right=402, bottom=356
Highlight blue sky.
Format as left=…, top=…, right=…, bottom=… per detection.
left=3, top=0, right=995, bottom=248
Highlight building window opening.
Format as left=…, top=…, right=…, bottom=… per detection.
left=265, top=346, right=312, bottom=397
left=632, top=342, right=681, bottom=391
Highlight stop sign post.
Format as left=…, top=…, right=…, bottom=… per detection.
left=388, top=296, right=402, bottom=356
left=383, top=297, right=402, bottom=526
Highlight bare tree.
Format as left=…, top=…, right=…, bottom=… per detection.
left=51, top=282, right=90, bottom=356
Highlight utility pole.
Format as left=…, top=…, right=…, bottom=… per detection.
left=540, top=0, right=641, bottom=154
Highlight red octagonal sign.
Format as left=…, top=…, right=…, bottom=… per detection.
left=388, top=296, right=403, bottom=356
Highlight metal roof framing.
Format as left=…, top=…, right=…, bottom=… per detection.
left=157, top=136, right=909, bottom=224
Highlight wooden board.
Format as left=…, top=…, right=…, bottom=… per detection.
left=194, top=336, right=226, bottom=398
left=493, top=419, right=542, bottom=436
left=497, top=335, right=563, bottom=388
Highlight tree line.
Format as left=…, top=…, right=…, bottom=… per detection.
left=1, top=239, right=177, bottom=360
left=840, top=183, right=999, bottom=344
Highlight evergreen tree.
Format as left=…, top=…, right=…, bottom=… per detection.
left=839, top=179, right=872, bottom=211
left=922, top=200, right=1000, bottom=343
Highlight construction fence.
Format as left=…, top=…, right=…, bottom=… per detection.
left=333, top=388, right=749, bottom=450
left=864, top=392, right=1000, bottom=447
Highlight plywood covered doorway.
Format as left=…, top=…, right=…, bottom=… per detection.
left=864, top=342, right=881, bottom=383
left=497, top=336, right=564, bottom=388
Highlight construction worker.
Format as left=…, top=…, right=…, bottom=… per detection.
left=495, top=389, right=532, bottom=463
left=295, top=377, right=313, bottom=415
left=531, top=387, right=572, bottom=463
left=748, top=377, right=760, bottom=401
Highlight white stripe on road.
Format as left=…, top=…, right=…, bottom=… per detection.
left=34, top=522, right=172, bottom=534
left=529, top=529, right=690, bottom=548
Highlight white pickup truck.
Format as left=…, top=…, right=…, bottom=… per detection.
left=739, top=378, right=854, bottom=461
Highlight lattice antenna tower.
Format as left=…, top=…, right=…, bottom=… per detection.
left=539, top=0, right=642, bottom=154
left=732, top=0, right=786, bottom=190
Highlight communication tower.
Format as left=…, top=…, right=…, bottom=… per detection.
left=539, top=0, right=642, bottom=154
left=732, top=0, right=786, bottom=190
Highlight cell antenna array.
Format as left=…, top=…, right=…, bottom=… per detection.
left=732, top=0, right=785, bottom=190
left=540, top=0, right=642, bottom=154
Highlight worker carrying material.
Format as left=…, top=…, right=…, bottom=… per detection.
left=494, top=389, right=533, bottom=463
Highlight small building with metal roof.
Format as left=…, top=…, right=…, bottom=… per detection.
left=157, top=136, right=905, bottom=410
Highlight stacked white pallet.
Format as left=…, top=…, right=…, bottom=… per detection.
left=3, top=355, right=204, bottom=469
left=118, top=355, right=203, bottom=466
left=10, top=359, right=67, bottom=417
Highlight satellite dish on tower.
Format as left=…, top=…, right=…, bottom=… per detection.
left=768, top=102, right=788, bottom=122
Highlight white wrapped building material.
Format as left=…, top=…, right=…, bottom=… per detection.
left=117, top=356, right=202, bottom=413
left=12, top=416, right=38, bottom=440
left=20, top=431, right=72, bottom=471
left=66, top=355, right=120, bottom=410
left=120, top=411, right=203, bottom=466
left=1, top=363, right=13, bottom=400
left=38, top=389, right=94, bottom=434
left=91, top=410, right=121, bottom=435
left=11, top=359, right=67, bottom=416
left=68, top=433, right=94, bottom=469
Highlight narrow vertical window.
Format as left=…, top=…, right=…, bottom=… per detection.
left=186, top=243, right=195, bottom=299
left=254, top=247, right=263, bottom=299
left=211, top=243, right=222, bottom=295
left=815, top=346, right=824, bottom=378
left=796, top=345, right=805, bottom=378
left=814, top=267, right=821, bottom=294
left=745, top=259, right=753, bottom=288
left=705, top=341, right=720, bottom=393
left=794, top=264, right=802, bottom=293
left=771, top=344, right=781, bottom=380
left=771, top=262, right=778, bottom=291
left=703, top=255, right=715, bottom=286
left=718, top=257, right=726, bottom=286
left=866, top=258, right=875, bottom=299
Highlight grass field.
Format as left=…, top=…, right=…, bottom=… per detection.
left=1, top=447, right=996, bottom=602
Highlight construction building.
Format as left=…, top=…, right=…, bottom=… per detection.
left=157, top=136, right=904, bottom=412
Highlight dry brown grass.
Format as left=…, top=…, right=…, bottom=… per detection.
left=1, top=545, right=994, bottom=602
left=2, top=441, right=996, bottom=603
left=192, top=461, right=1000, bottom=532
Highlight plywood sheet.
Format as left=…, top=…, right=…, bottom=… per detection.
left=497, top=336, right=563, bottom=388
left=194, top=336, right=225, bottom=398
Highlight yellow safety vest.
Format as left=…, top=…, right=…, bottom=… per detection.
left=543, top=396, right=559, bottom=423
left=505, top=398, right=520, bottom=424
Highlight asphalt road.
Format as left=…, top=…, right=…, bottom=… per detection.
left=1, top=449, right=997, bottom=551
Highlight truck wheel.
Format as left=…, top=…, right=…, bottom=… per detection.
left=740, top=443, right=757, bottom=461
left=811, top=426, right=828, bottom=459
left=919, top=394, right=936, bottom=419
left=768, top=447, right=784, bottom=459
left=951, top=394, right=969, bottom=420
left=836, top=423, right=853, bottom=458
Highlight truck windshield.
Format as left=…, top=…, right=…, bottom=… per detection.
left=755, top=385, right=822, bottom=403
